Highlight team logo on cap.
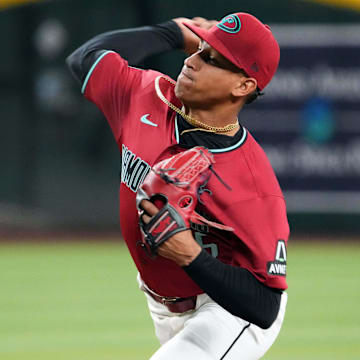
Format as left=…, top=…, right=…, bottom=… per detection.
left=217, top=14, right=241, bottom=34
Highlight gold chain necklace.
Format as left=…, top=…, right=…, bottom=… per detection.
left=154, top=76, right=239, bottom=134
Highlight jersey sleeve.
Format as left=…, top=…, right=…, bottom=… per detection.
left=227, top=195, right=289, bottom=289
left=81, top=51, right=159, bottom=142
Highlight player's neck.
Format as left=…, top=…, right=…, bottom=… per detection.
left=183, top=105, right=242, bottom=136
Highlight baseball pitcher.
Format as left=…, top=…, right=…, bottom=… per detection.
left=67, top=12, right=289, bottom=360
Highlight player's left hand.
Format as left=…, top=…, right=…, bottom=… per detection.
left=140, top=199, right=201, bottom=267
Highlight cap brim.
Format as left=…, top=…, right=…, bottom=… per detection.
left=183, top=22, right=246, bottom=72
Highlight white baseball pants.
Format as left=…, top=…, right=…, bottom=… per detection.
left=138, top=276, right=288, bottom=360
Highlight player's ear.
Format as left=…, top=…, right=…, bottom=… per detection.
left=232, top=77, right=257, bottom=98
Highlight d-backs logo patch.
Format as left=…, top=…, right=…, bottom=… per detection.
left=267, top=240, right=287, bottom=276
left=217, top=14, right=242, bottom=34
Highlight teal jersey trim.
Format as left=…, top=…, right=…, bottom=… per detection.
left=208, top=127, right=247, bottom=153
left=174, top=116, right=247, bottom=153
left=81, top=50, right=115, bottom=94
left=174, top=115, right=180, bottom=144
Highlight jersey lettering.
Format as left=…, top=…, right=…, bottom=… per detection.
left=267, top=240, right=287, bottom=276
left=121, top=144, right=151, bottom=192
left=190, top=222, right=209, bottom=233
left=275, top=240, right=287, bottom=262
left=194, top=232, right=219, bottom=258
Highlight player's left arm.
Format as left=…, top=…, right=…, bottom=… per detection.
left=140, top=199, right=285, bottom=330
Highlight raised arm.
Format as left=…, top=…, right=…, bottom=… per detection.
left=66, top=17, right=217, bottom=85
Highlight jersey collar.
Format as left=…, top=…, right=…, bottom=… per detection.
left=174, top=115, right=248, bottom=153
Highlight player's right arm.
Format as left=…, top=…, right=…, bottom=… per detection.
left=66, top=21, right=183, bottom=87
left=66, top=16, right=218, bottom=88
left=65, top=18, right=213, bottom=139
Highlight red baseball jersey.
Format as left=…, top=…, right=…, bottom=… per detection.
left=83, top=51, right=289, bottom=297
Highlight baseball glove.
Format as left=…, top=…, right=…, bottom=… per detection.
left=136, top=146, right=233, bottom=257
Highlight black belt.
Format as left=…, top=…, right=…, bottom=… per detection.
left=141, top=285, right=197, bottom=313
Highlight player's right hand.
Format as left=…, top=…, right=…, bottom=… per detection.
left=172, top=17, right=218, bottom=55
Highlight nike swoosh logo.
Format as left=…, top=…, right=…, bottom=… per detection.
left=140, top=114, right=158, bottom=127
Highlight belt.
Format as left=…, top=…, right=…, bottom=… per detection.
left=141, top=284, right=197, bottom=313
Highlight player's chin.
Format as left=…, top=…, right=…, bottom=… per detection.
left=175, top=88, right=193, bottom=105
left=175, top=76, right=195, bottom=102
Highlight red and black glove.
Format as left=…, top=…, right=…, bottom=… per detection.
left=136, top=146, right=233, bottom=257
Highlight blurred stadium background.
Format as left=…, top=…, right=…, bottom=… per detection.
left=0, top=0, right=359, bottom=359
